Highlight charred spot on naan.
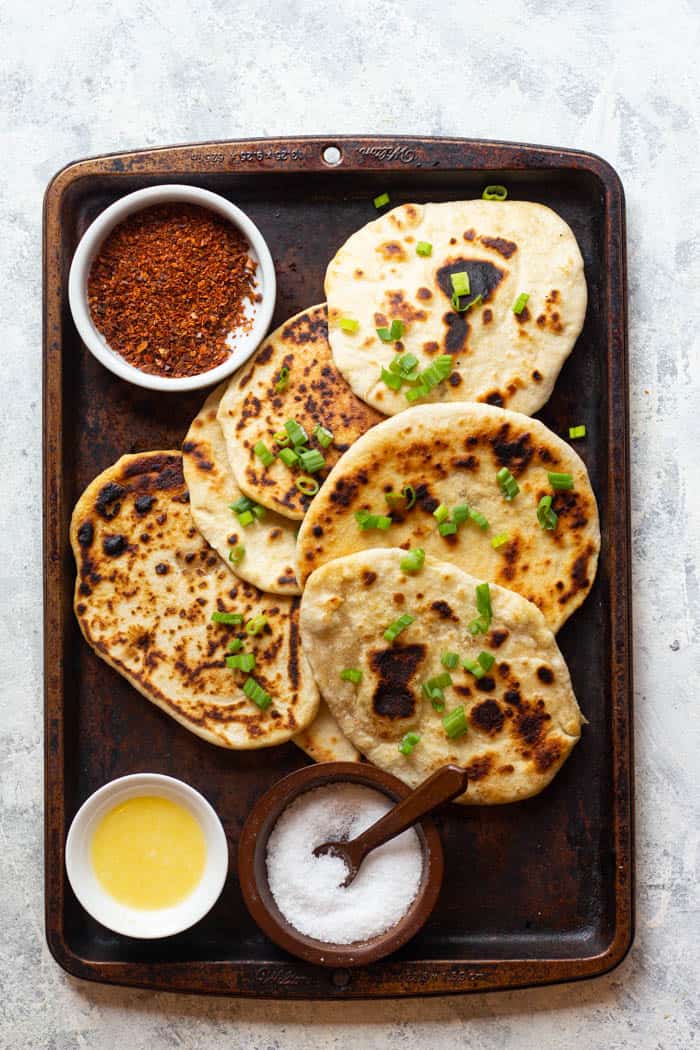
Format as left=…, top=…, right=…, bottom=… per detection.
left=556, top=541, right=596, bottom=607
left=479, top=235, right=518, bottom=259
left=377, top=241, right=408, bottom=262
left=470, top=699, right=505, bottom=735
left=535, top=290, right=565, bottom=334
left=489, top=423, right=534, bottom=474
left=182, top=439, right=214, bottom=473
left=435, top=257, right=507, bottom=355
left=95, top=481, right=127, bottom=520
left=379, top=290, right=428, bottom=328
left=464, top=755, right=493, bottom=781
left=369, top=643, right=425, bottom=724
left=436, top=258, right=505, bottom=307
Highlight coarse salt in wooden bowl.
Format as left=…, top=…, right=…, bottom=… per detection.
left=67, top=184, right=276, bottom=392
left=238, top=762, right=445, bottom=968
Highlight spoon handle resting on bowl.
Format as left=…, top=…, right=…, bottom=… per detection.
left=351, top=764, right=469, bottom=864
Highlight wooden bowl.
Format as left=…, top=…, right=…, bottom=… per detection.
left=237, top=761, right=444, bottom=968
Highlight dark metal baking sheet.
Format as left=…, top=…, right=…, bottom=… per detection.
left=43, top=136, right=633, bottom=998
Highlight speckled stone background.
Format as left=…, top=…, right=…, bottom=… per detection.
left=2, top=0, right=698, bottom=1046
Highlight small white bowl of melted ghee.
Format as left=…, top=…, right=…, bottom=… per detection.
left=65, top=773, right=228, bottom=938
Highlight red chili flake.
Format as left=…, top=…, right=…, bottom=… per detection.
left=87, top=203, right=258, bottom=378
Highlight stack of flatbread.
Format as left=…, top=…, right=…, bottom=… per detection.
left=72, top=198, right=600, bottom=802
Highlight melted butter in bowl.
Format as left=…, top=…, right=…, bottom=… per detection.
left=90, top=795, right=207, bottom=910
left=66, top=774, right=228, bottom=938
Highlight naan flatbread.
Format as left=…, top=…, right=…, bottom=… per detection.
left=183, top=384, right=300, bottom=595
left=217, top=304, right=382, bottom=520
left=71, top=451, right=319, bottom=749
left=300, top=549, right=583, bottom=804
left=296, top=403, right=599, bottom=632
left=325, top=200, right=586, bottom=416
left=293, top=701, right=360, bottom=764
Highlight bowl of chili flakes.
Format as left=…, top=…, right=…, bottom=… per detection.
left=68, top=184, right=276, bottom=391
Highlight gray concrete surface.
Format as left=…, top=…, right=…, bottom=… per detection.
left=1, top=0, right=698, bottom=1046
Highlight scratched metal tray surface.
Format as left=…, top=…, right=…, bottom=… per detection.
left=43, top=136, right=633, bottom=998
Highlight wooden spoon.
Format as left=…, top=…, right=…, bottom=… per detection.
left=313, top=764, right=469, bottom=887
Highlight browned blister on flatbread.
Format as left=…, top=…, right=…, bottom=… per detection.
left=217, top=305, right=382, bottom=519
left=70, top=451, right=319, bottom=749
left=296, top=403, right=599, bottom=633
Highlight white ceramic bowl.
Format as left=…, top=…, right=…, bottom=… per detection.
left=68, top=184, right=276, bottom=392
left=65, top=773, right=229, bottom=938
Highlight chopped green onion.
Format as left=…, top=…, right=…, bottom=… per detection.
left=468, top=582, right=493, bottom=635
left=478, top=651, right=495, bottom=671
left=230, top=496, right=254, bottom=514
left=211, top=611, right=243, bottom=625
left=243, top=676, right=271, bottom=710
left=383, top=613, right=415, bottom=643
left=381, top=366, right=403, bottom=390
left=404, top=355, right=453, bottom=402
left=463, top=658, right=485, bottom=679
left=340, top=668, right=363, bottom=684
left=229, top=544, right=245, bottom=564
left=400, top=548, right=425, bottom=573
left=377, top=319, right=405, bottom=342
left=398, top=731, right=421, bottom=755
left=391, top=351, right=418, bottom=376
left=421, top=680, right=445, bottom=711
left=298, top=448, right=326, bottom=474
left=439, top=521, right=458, bottom=536
left=451, top=292, right=483, bottom=313
left=279, top=447, right=300, bottom=468
left=452, top=504, right=469, bottom=525
left=469, top=508, right=490, bottom=530
left=537, top=494, right=558, bottom=531
left=433, top=504, right=449, bottom=524
left=403, top=485, right=416, bottom=509
left=441, top=651, right=459, bottom=670
left=512, top=293, right=530, bottom=315
left=313, top=424, right=334, bottom=448
left=497, top=466, right=520, bottom=501
left=482, top=185, right=508, bottom=201
left=416, top=241, right=432, bottom=257
left=232, top=497, right=265, bottom=525
left=227, top=638, right=243, bottom=653
left=405, top=383, right=428, bottom=403
left=373, top=191, right=390, bottom=208
left=569, top=425, right=587, bottom=439
left=443, top=706, right=468, bottom=739
left=226, top=652, right=256, bottom=672
left=491, top=532, right=509, bottom=548
left=254, top=440, right=275, bottom=468
left=284, top=419, right=308, bottom=447
left=274, top=366, right=290, bottom=393
left=450, top=271, right=471, bottom=297
left=355, top=509, right=393, bottom=531
left=273, top=429, right=290, bottom=446
left=339, top=317, right=359, bottom=333
left=295, top=475, right=319, bottom=496
left=428, top=672, right=452, bottom=690
left=245, top=615, right=268, bottom=636
left=548, top=471, right=574, bottom=490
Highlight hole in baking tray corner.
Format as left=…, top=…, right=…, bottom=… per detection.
left=322, top=145, right=342, bottom=166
